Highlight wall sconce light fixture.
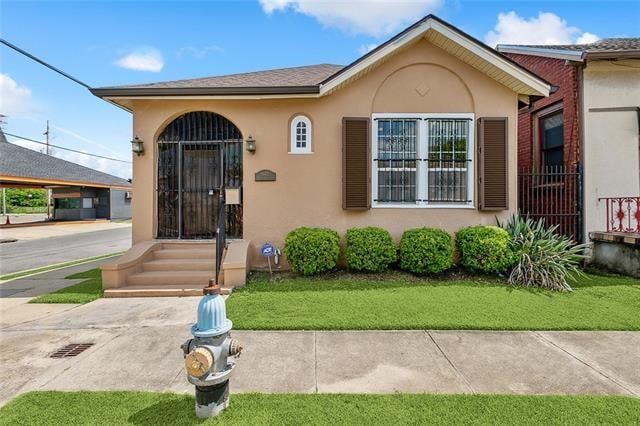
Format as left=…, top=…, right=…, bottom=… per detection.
left=245, top=135, right=256, bottom=153
left=131, top=136, right=144, bottom=156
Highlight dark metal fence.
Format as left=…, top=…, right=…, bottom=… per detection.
left=518, top=164, right=583, bottom=242
left=156, top=111, right=243, bottom=240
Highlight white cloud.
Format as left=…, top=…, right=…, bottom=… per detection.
left=259, top=0, right=442, bottom=37
left=0, top=74, right=33, bottom=116
left=576, top=32, right=600, bottom=44
left=115, top=48, right=164, bottom=72
left=484, top=11, right=600, bottom=47
left=358, top=43, right=378, bottom=55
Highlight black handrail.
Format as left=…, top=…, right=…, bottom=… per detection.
left=205, top=144, right=226, bottom=295
left=215, top=192, right=226, bottom=285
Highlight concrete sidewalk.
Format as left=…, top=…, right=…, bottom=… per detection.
left=1, top=265, right=638, bottom=406
left=1, top=299, right=638, bottom=405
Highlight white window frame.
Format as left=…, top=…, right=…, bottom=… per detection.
left=289, top=115, right=313, bottom=154
left=371, top=112, right=475, bottom=209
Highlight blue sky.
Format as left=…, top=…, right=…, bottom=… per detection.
left=1, top=1, right=638, bottom=178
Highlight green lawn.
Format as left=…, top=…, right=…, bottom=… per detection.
left=1, top=391, right=638, bottom=425
left=227, top=271, right=640, bottom=330
left=0, top=251, right=123, bottom=281
left=29, top=269, right=102, bottom=304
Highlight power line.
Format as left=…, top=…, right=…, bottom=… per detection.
left=3, top=132, right=132, bottom=164
left=0, top=38, right=92, bottom=89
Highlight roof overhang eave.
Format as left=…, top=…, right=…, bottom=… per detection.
left=90, top=86, right=322, bottom=110
left=496, top=45, right=585, bottom=62
left=0, top=174, right=131, bottom=190
left=585, top=50, right=640, bottom=60
left=90, top=85, right=321, bottom=98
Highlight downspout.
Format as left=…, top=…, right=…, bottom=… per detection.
left=577, top=62, right=586, bottom=244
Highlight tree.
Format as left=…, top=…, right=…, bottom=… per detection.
left=5, top=188, right=47, bottom=207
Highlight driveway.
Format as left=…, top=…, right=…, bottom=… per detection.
left=1, top=264, right=638, bottom=406
left=0, top=222, right=131, bottom=275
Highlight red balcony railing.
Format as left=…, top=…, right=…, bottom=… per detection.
left=598, top=196, right=640, bottom=233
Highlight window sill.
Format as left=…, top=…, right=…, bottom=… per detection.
left=288, top=151, right=314, bottom=155
left=372, top=203, right=475, bottom=209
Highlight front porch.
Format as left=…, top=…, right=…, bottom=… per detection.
left=588, top=196, right=640, bottom=277
left=100, top=239, right=249, bottom=297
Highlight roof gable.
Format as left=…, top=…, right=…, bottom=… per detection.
left=319, top=15, right=551, bottom=97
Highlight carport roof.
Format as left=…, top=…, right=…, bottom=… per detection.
left=0, top=133, right=131, bottom=189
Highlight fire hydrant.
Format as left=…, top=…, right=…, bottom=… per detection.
left=181, top=285, right=242, bottom=418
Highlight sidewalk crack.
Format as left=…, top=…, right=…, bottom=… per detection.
left=534, top=331, right=636, bottom=396
left=425, top=330, right=475, bottom=393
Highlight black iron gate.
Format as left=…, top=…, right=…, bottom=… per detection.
left=518, top=164, right=583, bottom=242
left=156, top=111, right=243, bottom=239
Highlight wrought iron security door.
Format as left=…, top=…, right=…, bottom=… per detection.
left=156, top=112, right=243, bottom=239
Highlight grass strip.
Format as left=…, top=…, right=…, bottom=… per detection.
left=0, top=391, right=638, bottom=426
left=0, top=251, right=123, bottom=282
left=29, top=269, right=102, bottom=304
left=227, top=270, right=640, bottom=331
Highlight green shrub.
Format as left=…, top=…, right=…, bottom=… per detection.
left=345, top=227, right=396, bottom=273
left=500, top=213, right=587, bottom=291
left=456, top=225, right=515, bottom=274
left=284, top=227, right=340, bottom=276
left=399, top=228, right=454, bottom=274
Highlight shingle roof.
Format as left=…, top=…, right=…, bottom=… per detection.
left=0, top=132, right=131, bottom=188
left=515, top=38, right=640, bottom=53
left=497, top=38, right=640, bottom=61
left=97, top=63, right=344, bottom=90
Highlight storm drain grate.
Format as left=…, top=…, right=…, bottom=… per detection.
left=49, top=343, right=94, bottom=358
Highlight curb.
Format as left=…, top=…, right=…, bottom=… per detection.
left=0, top=252, right=125, bottom=283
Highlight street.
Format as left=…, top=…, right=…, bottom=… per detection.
left=0, top=224, right=131, bottom=275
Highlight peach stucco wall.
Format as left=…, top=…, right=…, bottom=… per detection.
left=128, top=39, right=519, bottom=267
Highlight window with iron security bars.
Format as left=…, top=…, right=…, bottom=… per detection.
left=372, top=114, right=474, bottom=208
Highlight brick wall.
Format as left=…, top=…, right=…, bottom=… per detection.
left=504, top=53, right=581, bottom=170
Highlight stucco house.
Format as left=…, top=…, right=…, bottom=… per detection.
left=91, top=15, right=551, bottom=296
left=497, top=39, right=640, bottom=276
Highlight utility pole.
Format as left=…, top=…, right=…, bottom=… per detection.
left=44, top=120, right=52, bottom=219
left=1, top=115, right=7, bottom=219
left=44, top=120, right=50, bottom=154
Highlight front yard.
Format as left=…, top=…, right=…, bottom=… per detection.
left=1, top=391, right=638, bottom=425
left=227, top=271, right=640, bottom=330
left=29, top=269, right=102, bottom=304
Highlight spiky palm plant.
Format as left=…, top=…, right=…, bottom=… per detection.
left=500, top=214, right=587, bottom=291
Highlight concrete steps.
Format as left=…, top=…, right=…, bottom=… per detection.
left=127, top=270, right=213, bottom=286
left=142, top=258, right=215, bottom=272
left=153, top=248, right=215, bottom=260
left=101, top=240, right=249, bottom=298
left=121, top=244, right=218, bottom=297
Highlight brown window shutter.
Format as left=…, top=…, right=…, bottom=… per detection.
left=478, top=117, right=508, bottom=210
left=342, top=117, right=371, bottom=210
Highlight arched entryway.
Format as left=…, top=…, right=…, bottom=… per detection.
left=156, top=111, right=243, bottom=239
